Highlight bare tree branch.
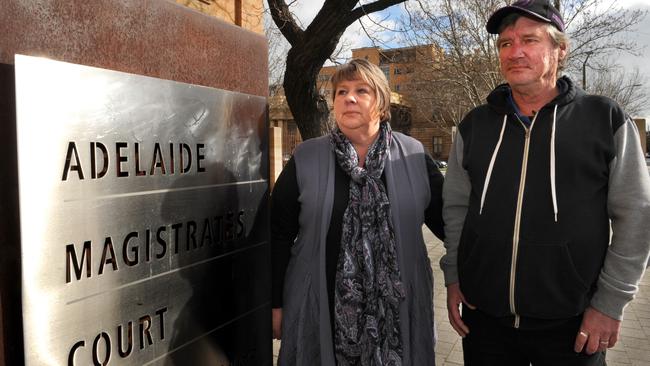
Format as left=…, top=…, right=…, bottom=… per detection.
left=349, top=0, right=409, bottom=24
left=267, top=0, right=304, bottom=45
left=589, top=65, right=648, bottom=116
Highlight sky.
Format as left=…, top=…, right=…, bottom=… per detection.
left=282, top=0, right=650, bottom=121
left=606, top=0, right=650, bottom=120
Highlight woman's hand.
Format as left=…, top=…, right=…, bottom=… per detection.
left=272, top=308, right=283, bottom=340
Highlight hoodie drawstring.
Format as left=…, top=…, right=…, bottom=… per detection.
left=550, top=104, right=558, bottom=222
left=480, top=106, right=559, bottom=222
left=480, top=115, right=507, bottom=215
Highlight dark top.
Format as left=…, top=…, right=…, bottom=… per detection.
left=271, top=153, right=445, bottom=317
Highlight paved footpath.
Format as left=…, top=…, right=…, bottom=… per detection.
left=273, top=228, right=650, bottom=365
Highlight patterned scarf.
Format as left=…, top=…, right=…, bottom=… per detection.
left=331, top=122, right=405, bottom=366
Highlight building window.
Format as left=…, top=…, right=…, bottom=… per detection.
left=433, top=136, right=443, bottom=155
left=380, top=65, right=390, bottom=81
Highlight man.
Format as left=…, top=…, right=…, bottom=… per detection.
left=441, top=0, right=650, bottom=365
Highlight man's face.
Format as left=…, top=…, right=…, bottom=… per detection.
left=497, top=16, right=566, bottom=90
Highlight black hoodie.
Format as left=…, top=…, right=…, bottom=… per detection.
left=441, top=76, right=650, bottom=328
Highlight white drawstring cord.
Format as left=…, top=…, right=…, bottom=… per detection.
left=480, top=115, right=508, bottom=215
left=550, top=105, right=558, bottom=222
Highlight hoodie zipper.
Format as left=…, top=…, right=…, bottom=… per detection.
left=509, top=114, right=537, bottom=329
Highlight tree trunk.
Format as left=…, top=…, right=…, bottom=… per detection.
left=283, top=69, right=332, bottom=139
left=282, top=35, right=341, bottom=139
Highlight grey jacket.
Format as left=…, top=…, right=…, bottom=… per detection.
left=278, top=133, right=436, bottom=365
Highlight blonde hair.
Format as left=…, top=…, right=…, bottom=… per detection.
left=330, top=58, right=392, bottom=123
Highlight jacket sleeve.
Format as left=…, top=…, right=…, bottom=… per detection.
left=590, top=117, right=650, bottom=320
left=440, top=131, right=472, bottom=286
left=424, top=153, right=445, bottom=240
left=270, top=157, right=300, bottom=308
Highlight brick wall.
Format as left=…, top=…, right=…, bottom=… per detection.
left=410, top=127, right=453, bottom=160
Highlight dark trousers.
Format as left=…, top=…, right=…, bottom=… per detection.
left=461, top=306, right=606, bottom=366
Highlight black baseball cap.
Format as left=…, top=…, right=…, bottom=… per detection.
left=486, top=0, right=565, bottom=34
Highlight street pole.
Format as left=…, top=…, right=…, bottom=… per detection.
left=582, top=52, right=593, bottom=91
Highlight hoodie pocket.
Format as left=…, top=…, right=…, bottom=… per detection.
left=458, top=233, right=511, bottom=316
left=516, top=240, right=589, bottom=318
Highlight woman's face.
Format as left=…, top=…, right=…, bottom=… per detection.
left=333, top=78, right=381, bottom=135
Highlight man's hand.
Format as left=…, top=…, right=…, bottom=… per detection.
left=272, top=308, right=283, bottom=340
left=447, top=282, right=476, bottom=337
left=574, top=307, right=621, bottom=354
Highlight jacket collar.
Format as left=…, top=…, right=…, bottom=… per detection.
left=487, top=76, right=581, bottom=115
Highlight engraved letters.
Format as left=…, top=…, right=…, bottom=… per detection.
left=67, top=307, right=168, bottom=366
left=62, top=142, right=206, bottom=180
left=65, top=211, right=246, bottom=283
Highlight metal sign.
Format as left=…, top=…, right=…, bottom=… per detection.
left=15, top=55, right=269, bottom=365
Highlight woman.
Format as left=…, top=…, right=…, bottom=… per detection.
left=271, top=58, right=444, bottom=365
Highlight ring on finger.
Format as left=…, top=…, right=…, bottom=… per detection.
left=599, top=341, right=609, bottom=345
left=579, top=331, right=589, bottom=337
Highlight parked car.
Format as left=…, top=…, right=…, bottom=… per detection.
left=433, top=159, right=447, bottom=169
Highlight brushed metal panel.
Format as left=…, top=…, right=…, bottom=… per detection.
left=14, top=55, right=269, bottom=365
